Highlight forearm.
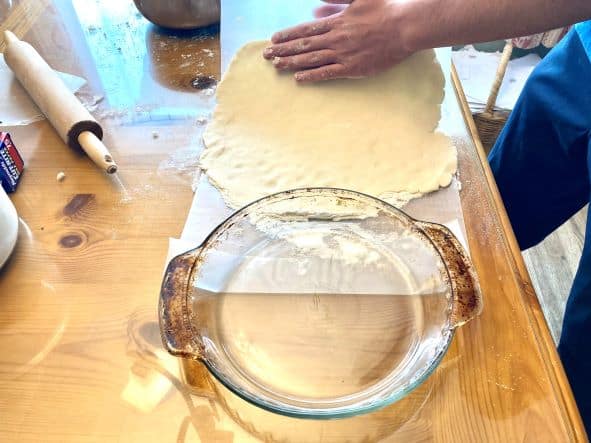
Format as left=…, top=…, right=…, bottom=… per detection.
left=264, top=0, right=591, bottom=82
left=400, top=0, right=591, bottom=51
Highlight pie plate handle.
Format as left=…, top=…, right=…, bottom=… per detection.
left=159, top=248, right=202, bottom=359
left=416, top=221, right=483, bottom=328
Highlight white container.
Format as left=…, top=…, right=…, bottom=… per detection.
left=0, top=187, right=18, bottom=269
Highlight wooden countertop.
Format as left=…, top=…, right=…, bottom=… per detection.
left=0, top=1, right=586, bottom=441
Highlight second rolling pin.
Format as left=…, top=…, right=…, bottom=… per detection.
left=3, top=30, right=117, bottom=174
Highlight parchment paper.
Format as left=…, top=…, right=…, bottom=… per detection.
left=165, top=3, right=470, bottom=268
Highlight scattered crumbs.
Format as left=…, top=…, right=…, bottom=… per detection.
left=56, top=171, right=66, bottom=182
left=495, top=382, right=516, bottom=391
left=201, top=48, right=215, bottom=58
left=82, top=94, right=104, bottom=112
left=96, top=108, right=130, bottom=121
left=157, top=145, right=202, bottom=188
left=152, top=131, right=159, bottom=139
left=487, top=378, right=516, bottom=391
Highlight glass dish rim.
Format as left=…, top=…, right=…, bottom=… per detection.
left=180, top=187, right=460, bottom=419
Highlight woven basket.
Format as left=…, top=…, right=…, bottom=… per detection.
left=472, top=41, right=513, bottom=154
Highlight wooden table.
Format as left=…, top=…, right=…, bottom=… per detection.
left=0, top=1, right=586, bottom=441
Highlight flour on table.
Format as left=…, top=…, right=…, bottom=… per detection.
left=200, top=41, right=457, bottom=209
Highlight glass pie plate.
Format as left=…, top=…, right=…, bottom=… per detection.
left=159, top=188, right=482, bottom=418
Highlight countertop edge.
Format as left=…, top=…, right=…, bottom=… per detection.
left=451, top=62, right=587, bottom=442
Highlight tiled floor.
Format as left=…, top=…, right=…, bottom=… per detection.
left=522, top=206, right=587, bottom=343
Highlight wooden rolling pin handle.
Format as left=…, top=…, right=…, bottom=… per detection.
left=67, top=120, right=103, bottom=151
left=78, top=131, right=118, bottom=174
left=3, top=30, right=118, bottom=175
left=3, top=29, right=17, bottom=45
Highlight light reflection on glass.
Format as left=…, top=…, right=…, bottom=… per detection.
left=71, top=0, right=147, bottom=109
left=68, top=0, right=218, bottom=122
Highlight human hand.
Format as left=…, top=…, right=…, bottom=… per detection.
left=313, top=2, right=347, bottom=19
left=262, top=0, right=414, bottom=82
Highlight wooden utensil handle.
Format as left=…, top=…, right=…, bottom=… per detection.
left=483, top=41, right=514, bottom=115
left=3, top=31, right=118, bottom=174
left=78, top=132, right=118, bottom=174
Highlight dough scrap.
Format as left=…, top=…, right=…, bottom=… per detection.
left=200, top=41, right=456, bottom=209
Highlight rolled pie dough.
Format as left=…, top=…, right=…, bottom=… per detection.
left=200, top=41, right=456, bottom=209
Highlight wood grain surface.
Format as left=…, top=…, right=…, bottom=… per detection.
left=0, top=1, right=587, bottom=442
left=0, top=0, right=48, bottom=52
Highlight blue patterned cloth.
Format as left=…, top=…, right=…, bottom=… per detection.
left=576, top=20, right=591, bottom=61
left=489, top=29, right=591, bottom=434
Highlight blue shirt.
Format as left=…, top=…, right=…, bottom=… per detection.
left=576, top=20, right=591, bottom=61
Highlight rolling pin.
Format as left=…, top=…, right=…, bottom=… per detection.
left=3, top=31, right=117, bottom=174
